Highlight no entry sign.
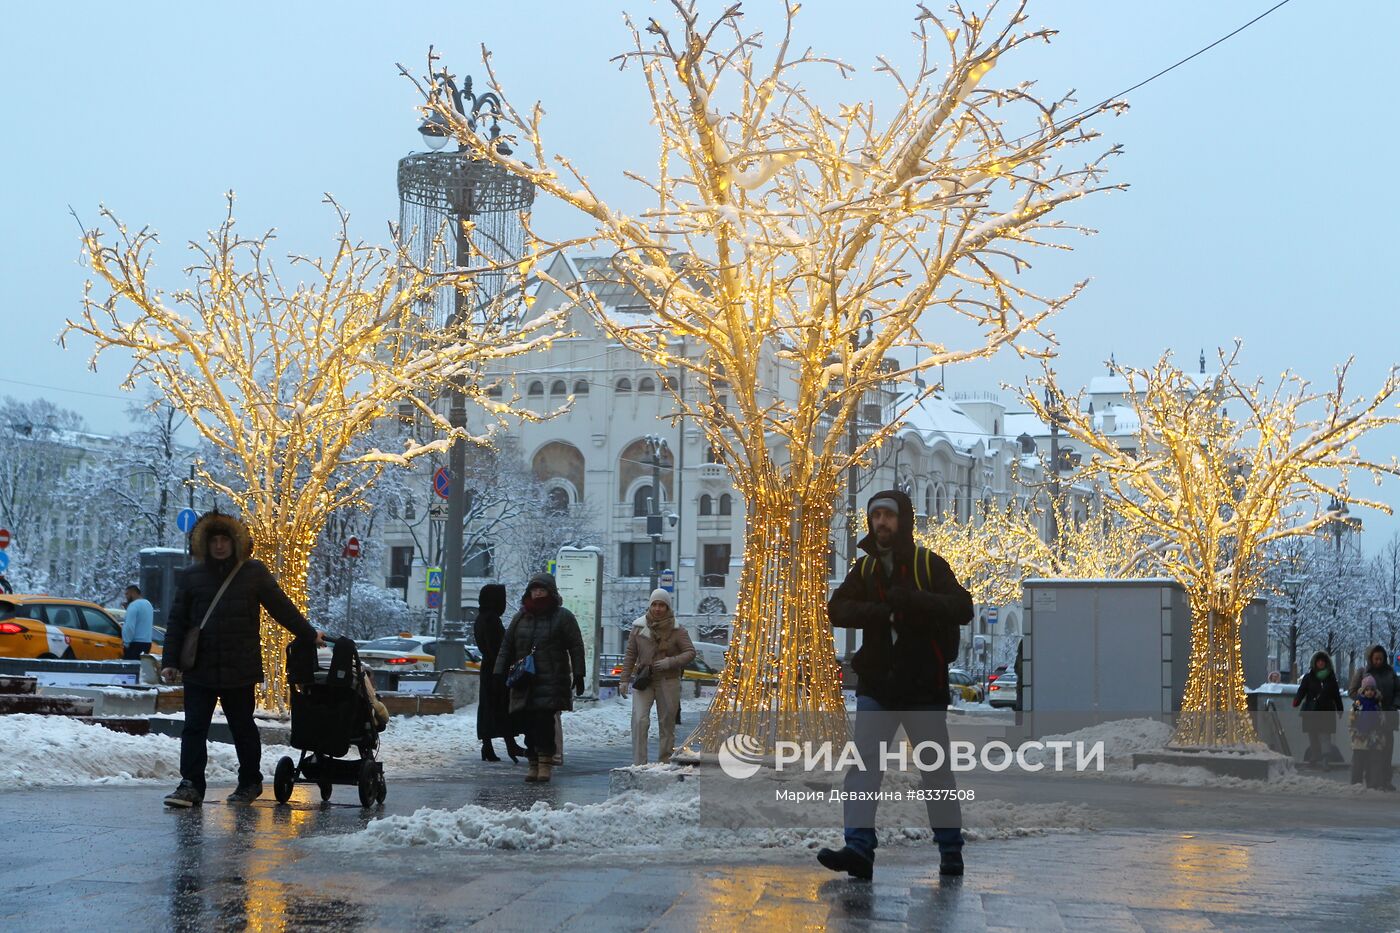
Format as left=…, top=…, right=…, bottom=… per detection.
left=0, top=528, right=10, bottom=549
left=343, top=536, right=362, bottom=559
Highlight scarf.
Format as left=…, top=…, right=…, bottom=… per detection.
left=523, top=594, right=553, bottom=615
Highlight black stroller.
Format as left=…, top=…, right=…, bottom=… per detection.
left=274, top=635, right=387, bottom=806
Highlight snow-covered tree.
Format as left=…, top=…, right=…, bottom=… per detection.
left=1027, top=347, right=1400, bottom=747
left=64, top=196, right=565, bottom=709
left=409, top=0, right=1124, bottom=751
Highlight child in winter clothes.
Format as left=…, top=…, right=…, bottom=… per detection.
left=1350, top=675, right=1386, bottom=789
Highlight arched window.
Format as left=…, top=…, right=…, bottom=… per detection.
left=699, top=494, right=713, bottom=516
left=664, top=376, right=679, bottom=391
left=718, top=494, right=733, bottom=516
left=550, top=380, right=567, bottom=396
left=546, top=486, right=570, bottom=514
left=935, top=486, right=945, bottom=522
left=924, top=485, right=935, bottom=518
left=573, top=379, right=590, bottom=395
left=531, top=441, right=587, bottom=502
left=638, top=376, right=656, bottom=393
left=615, top=378, right=632, bottom=393
left=632, top=484, right=654, bottom=517
left=705, top=445, right=721, bottom=464
left=527, top=380, right=544, bottom=397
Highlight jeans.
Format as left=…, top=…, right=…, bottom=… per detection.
left=844, top=694, right=964, bottom=859
left=122, top=642, right=151, bottom=660
left=180, top=682, right=261, bottom=792
left=523, top=710, right=558, bottom=758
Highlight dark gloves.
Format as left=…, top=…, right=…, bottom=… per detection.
left=574, top=676, right=586, bottom=697
left=887, top=586, right=919, bottom=615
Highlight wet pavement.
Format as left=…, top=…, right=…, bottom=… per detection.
left=1, top=743, right=1398, bottom=931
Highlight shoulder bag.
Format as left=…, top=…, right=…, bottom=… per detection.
left=506, top=618, right=539, bottom=689
left=179, top=561, right=245, bottom=671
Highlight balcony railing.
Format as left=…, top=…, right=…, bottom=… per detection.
left=699, top=573, right=728, bottom=588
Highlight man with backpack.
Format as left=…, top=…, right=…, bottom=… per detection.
left=818, top=489, right=973, bottom=881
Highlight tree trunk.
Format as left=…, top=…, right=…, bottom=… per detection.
left=682, top=479, right=847, bottom=754
left=1172, top=603, right=1261, bottom=747
left=248, top=522, right=317, bottom=714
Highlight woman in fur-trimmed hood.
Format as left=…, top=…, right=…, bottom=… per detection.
left=159, top=510, right=320, bottom=808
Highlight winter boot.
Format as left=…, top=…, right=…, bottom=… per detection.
left=164, top=780, right=204, bottom=808
left=482, top=742, right=501, bottom=763
left=536, top=758, right=553, bottom=783
left=524, top=756, right=541, bottom=783
left=226, top=782, right=264, bottom=804
left=817, top=846, right=873, bottom=880
left=939, top=850, right=964, bottom=876
left=505, top=738, right=524, bottom=764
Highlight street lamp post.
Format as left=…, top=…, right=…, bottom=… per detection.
left=1283, top=576, right=1302, bottom=680
left=1043, top=386, right=1067, bottom=549
left=399, top=68, right=534, bottom=672
left=644, top=434, right=670, bottom=594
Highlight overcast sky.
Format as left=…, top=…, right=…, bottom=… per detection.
left=3, top=1, right=1397, bottom=546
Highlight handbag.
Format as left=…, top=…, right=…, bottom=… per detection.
left=506, top=651, right=536, bottom=689
left=179, top=561, right=245, bottom=671
left=632, top=664, right=653, bottom=692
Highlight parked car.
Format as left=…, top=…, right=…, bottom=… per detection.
left=0, top=594, right=160, bottom=660
left=987, top=672, right=1019, bottom=708
left=682, top=655, right=721, bottom=685
left=948, top=669, right=983, bottom=703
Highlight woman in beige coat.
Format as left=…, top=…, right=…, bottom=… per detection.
left=620, top=589, right=695, bottom=765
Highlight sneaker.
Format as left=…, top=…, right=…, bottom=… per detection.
left=940, top=850, right=965, bottom=876
left=817, top=846, right=873, bottom=880
left=226, top=782, right=264, bottom=804
left=164, top=780, right=204, bottom=808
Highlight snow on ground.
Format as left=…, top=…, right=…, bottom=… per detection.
left=330, top=769, right=1096, bottom=855
left=1022, top=718, right=1176, bottom=767
left=0, top=695, right=711, bottom=788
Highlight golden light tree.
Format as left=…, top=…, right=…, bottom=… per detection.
left=407, top=0, right=1124, bottom=750
left=63, top=196, right=564, bottom=710
left=1026, top=347, right=1400, bottom=748
left=917, top=490, right=1156, bottom=608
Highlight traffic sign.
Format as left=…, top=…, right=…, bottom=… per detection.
left=426, top=567, right=443, bottom=592
left=176, top=508, right=199, bottom=533
left=986, top=606, right=999, bottom=625
left=0, top=528, right=10, bottom=549
left=343, top=536, right=361, bottom=559
left=432, top=467, right=451, bottom=500
left=0, top=550, right=9, bottom=572
left=659, top=568, right=675, bottom=593
left=426, top=591, right=442, bottom=609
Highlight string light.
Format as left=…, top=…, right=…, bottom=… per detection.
left=405, top=1, right=1124, bottom=752
left=63, top=195, right=565, bottom=712
left=1026, top=347, right=1400, bottom=748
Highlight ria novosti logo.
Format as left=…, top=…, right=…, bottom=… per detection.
left=716, top=734, right=1105, bottom=778
left=717, top=733, right=766, bottom=779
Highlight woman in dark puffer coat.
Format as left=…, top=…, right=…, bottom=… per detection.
left=494, top=573, right=585, bottom=783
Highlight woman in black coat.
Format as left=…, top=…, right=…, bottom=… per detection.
left=473, top=583, right=524, bottom=763
left=1293, top=650, right=1345, bottom=767
left=494, top=572, right=585, bottom=784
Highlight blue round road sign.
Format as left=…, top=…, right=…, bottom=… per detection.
left=177, top=508, right=199, bottom=533
left=433, top=467, right=451, bottom=500
left=0, top=550, right=9, bottom=572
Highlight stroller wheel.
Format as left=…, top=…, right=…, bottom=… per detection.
left=357, top=759, right=378, bottom=808
left=375, top=770, right=387, bottom=804
left=273, top=756, right=295, bottom=804
left=318, top=781, right=333, bottom=802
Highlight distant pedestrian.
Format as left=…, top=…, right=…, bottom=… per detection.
left=1349, top=645, right=1397, bottom=791
left=1349, top=675, right=1387, bottom=789
left=1292, top=650, right=1344, bottom=769
left=620, top=588, right=695, bottom=766
left=494, top=573, right=585, bottom=784
left=160, top=511, right=322, bottom=808
left=472, top=583, right=525, bottom=764
left=121, top=585, right=154, bottom=660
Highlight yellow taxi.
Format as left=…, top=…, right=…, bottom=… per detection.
left=0, top=595, right=144, bottom=661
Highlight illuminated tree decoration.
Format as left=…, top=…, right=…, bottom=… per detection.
left=63, top=196, right=564, bottom=711
left=1027, top=347, right=1400, bottom=748
left=408, top=0, right=1124, bottom=751
left=916, top=491, right=1156, bottom=609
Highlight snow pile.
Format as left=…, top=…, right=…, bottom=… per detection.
left=1030, top=718, right=1176, bottom=766
left=0, top=714, right=241, bottom=787
left=334, top=773, right=1095, bottom=854
left=1122, top=763, right=1382, bottom=796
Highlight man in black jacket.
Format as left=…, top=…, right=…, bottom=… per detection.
left=160, top=511, right=321, bottom=807
left=818, top=489, right=973, bottom=880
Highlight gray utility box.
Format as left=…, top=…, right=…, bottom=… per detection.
left=1022, top=578, right=1267, bottom=714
